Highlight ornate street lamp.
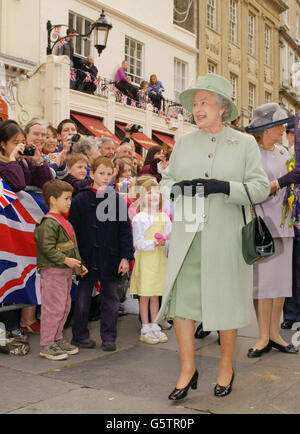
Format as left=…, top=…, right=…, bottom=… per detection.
left=92, top=10, right=113, bottom=56
left=46, top=9, right=112, bottom=56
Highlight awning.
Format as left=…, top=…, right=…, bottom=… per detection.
left=152, top=131, right=175, bottom=149
left=72, top=113, right=121, bottom=148
left=115, top=123, right=158, bottom=151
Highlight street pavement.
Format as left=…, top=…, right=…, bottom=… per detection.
left=1, top=312, right=300, bottom=414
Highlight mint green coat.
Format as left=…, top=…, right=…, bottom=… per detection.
left=156, top=126, right=270, bottom=330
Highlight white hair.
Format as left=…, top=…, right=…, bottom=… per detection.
left=212, top=94, right=233, bottom=122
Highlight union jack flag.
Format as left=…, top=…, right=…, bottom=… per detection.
left=0, top=178, right=17, bottom=210
left=51, top=26, right=62, bottom=40
left=70, top=68, right=77, bottom=82
left=0, top=190, right=99, bottom=304
left=0, top=191, right=48, bottom=304
left=121, top=95, right=128, bottom=105
left=57, top=38, right=67, bottom=47
left=84, top=72, right=92, bottom=83
left=93, top=78, right=101, bottom=87
left=131, top=99, right=137, bottom=108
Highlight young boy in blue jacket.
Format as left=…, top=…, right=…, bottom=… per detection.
left=69, top=156, right=134, bottom=352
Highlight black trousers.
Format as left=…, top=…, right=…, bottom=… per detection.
left=72, top=280, right=119, bottom=342
left=0, top=308, right=20, bottom=332
left=284, top=226, right=300, bottom=322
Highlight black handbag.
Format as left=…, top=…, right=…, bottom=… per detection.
left=241, top=184, right=275, bottom=265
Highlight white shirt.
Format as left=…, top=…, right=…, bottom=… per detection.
left=132, top=211, right=172, bottom=258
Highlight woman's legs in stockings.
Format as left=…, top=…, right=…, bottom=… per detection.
left=174, top=318, right=196, bottom=389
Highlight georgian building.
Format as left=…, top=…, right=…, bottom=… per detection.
left=197, top=0, right=289, bottom=127
left=0, top=0, right=199, bottom=157
left=279, top=0, right=300, bottom=113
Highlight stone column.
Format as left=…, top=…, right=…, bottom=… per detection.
left=44, top=55, right=70, bottom=126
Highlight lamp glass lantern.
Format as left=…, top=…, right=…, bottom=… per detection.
left=92, top=10, right=112, bottom=56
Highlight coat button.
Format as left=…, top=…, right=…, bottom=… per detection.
left=205, top=172, right=209, bottom=178
left=211, top=137, right=216, bottom=142
left=202, top=213, right=207, bottom=219
left=208, top=153, right=213, bottom=159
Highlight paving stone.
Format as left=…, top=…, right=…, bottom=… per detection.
left=0, top=366, right=80, bottom=414
left=10, top=387, right=202, bottom=414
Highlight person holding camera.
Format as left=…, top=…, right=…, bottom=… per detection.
left=56, top=119, right=78, bottom=153
left=0, top=120, right=53, bottom=336
left=0, top=120, right=52, bottom=192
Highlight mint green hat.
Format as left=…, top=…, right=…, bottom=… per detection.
left=179, top=73, right=239, bottom=122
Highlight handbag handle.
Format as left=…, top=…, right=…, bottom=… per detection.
left=242, top=184, right=264, bottom=236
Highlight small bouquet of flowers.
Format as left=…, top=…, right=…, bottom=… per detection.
left=281, top=157, right=296, bottom=228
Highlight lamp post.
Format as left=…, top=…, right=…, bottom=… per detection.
left=46, top=9, right=112, bottom=56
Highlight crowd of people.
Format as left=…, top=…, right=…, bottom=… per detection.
left=114, top=61, right=165, bottom=111
left=1, top=71, right=300, bottom=401
left=0, top=116, right=171, bottom=359
left=56, top=28, right=166, bottom=111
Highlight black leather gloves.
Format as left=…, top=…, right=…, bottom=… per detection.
left=192, top=178, right=230, bottom=197
left=170, top=180, right=198, bottom=200
left=170, top=178, right=230, bottom=200
left=278, top=170, right=300, bottom=189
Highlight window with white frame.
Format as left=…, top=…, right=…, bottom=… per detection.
left=248, top=13, right=255, bottom=56
left=124, top=36, right=143, bottom=85
left=265, top=92, right=271, bottom=104
left=230, top=73, right=237, bottom=103
left=229, top=0, right=238, bottom=44
left=174, top=58, right=188, bottom=102
left=68, top=12, right=93, bottom=57
left=208, top=61, right=217, bottom=74
left=248, top=83, right=255, bottom=115
left=207, top=0, right=216, bottom=30
left=264, top=25, right=271, bottom=65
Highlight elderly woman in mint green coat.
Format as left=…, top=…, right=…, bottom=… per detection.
left=156, top=73, right=270, bottom=400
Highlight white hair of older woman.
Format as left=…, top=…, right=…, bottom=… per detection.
left=212, top=93, right=233, bottom=122
left=72, top=135, right=98, bottom=156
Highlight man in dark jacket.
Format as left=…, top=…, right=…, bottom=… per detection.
left=69, top=156, right=134, bottom=351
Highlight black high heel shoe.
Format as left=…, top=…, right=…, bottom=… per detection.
left=214, top=370, right=235, bottom=397
left=168, top=370, right=199, bottom=401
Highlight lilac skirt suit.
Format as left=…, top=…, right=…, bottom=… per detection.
left=253, top=145, right=294, bottom=299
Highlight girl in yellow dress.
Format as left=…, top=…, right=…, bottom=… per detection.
left=129, top=176, right=172, bottom=344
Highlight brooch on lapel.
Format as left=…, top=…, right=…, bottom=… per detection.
left=227, top=138, right=239, bottom=145
left=280, top=149, right=284, bottom=155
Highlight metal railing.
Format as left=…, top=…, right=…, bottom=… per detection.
left=71, top=68, right=195, bottom=124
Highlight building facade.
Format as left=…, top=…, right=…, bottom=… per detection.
left=0, top=0, right=200, bottom=155
left=279, top=0, right=300, bottom=114
left=0, top=0, right=299, bottom=141
left=197, top=0, right=289, bottom=127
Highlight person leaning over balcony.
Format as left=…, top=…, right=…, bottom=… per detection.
left=148, top=74, right=165, bottom=112
left=0, top=119, right=53, bottom=336
left=81, top=56, right=98, bottom=94
left=115, top=60, right=138, bottom=101
left=57, top=27, right=77, bottom=90
left=155, top=73, right=270, bottom=400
